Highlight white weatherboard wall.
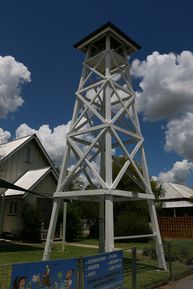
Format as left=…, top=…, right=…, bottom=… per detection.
left=3, top=198, right=22, bottom=234
left=1, top=141, right=49, bottom=185
left=2, top=172, right=55, bottom=234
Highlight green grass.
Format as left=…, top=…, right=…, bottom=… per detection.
left=0, top=241, right=98, bottom=264
left=0, top=240, right=193, bottom=289
left=123, top=252, right=193, bottom=289
left=164, top=238, right=193, bottom=246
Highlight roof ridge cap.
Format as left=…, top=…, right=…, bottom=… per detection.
left=0, top=134, right=33, bottom=147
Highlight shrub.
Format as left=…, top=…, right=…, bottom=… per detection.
left=19, top=202, right=42, bottom=242
left=143, top=241, right=193, bottom=265
left=114, top=210, right=151, bottom=242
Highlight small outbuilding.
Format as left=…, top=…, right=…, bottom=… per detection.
left=158, top=182, right=193, bottom=239
left=0, top=134, right=58, bottom=238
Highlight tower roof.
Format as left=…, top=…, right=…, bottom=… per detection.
left=74, top=22, right=141, bottom=54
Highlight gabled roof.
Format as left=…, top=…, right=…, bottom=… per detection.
left=0, top=134, right=58, bottom=177
left=0, top=135, right=32, bottom=160
left=5, top=167, right=52, bottom=197
left=159, top=182, right=193, bottom=200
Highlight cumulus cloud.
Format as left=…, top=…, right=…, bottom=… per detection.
left=131, top=51, right=193, bottom=121
left=16, top=123, right=71, bottom=165
left=0, top=128, right=11, bottom=144
left=157, top=160, right=193, bottom=184
left=0, top=56, right=31, bottom=118
left=165, top=113, right=193, bottom=159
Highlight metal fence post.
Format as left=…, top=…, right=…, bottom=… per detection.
left=78, top=256, right=83, bottom=289
left=131, top=247, right=137, bottom=289
left=168, top=242, right=172, bottom=281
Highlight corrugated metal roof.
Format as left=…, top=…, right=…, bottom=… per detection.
left=162, top=200, right=193, bottom=208
left=160, top=182, right=193, bottom=200
left=5, top=167, right=50, bottom=196
left=0, top=135, right=31, bottom=160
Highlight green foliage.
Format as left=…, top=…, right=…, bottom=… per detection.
left=19, top=202, right=42, bottom=242
left=113, top=156, right=144, bottom=192
left=143, top=241, right=193, bottom=265
left=76, top=201, right=99, bottom=238
left=67, top=177, right=84, bottom=191
left=57, top=177, right=85, bottom=241
left=112, top=156, right=152, bottom=239
left=65, top=203, right=83, bottom=241
left=115, top=210, right=149, bottom=236
left=150, top=179, right=160, bottom=200
left=58, top=202, right=83, bottom=242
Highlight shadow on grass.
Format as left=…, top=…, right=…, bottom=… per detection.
left=0, top=241, right=43, bottom=253
left=123, top=256, right=156, bottom=275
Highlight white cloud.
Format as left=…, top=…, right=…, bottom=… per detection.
left=157, top=160, right=193, bottom=184
left=16, top=122, right=71, bottom=165
left=131, top=51, right=193, bottom=121
left=165, top=113, right=193, bottom=159
left=0, top=128, right=11, bottom=144
left=0, top=56, right=31, bottom=118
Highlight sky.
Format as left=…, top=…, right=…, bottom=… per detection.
left=1, top=0, right=193, bottom=185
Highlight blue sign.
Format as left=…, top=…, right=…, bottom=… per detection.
left=11, top=258, right=78, bottom=289
left=83, top=250, right=123, bottom=289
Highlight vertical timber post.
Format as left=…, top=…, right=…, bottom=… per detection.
left=43, top=47, right=90, bottom=260
left=99, top=199, right=105, bottom=252
left=105, top=33, right=114, bottom=252
left=132, top=104, right=166, bottom=270
left=131, top=247, right=137, bottom=289
left=99, top=92, right=105, bottom=252
left=61, top=202, right=67, bottom=251
left=43, top=199, right=61, bottom=260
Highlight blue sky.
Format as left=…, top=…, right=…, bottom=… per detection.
left=1, top=0, right=193, bottom=185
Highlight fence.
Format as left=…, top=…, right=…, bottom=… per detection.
left=1, top=244, right=193, bottom=289
left=40, top=223, right=61, bottom=241
left=0, top=264, right=12, bottom=289
left=158, top=217, right=193, bottom=239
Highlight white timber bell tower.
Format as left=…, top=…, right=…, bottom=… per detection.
left=43, top=22, right=166, bottom=270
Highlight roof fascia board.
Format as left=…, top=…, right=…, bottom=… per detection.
left=75, top=28, right=138, bottom=52
left=0, top=135, right=34, bottom=163
left=33, top=135, right=59, bottom=177
left=23, top=167, right=53, bottom=199
left=109, top=27, right=138, bottom=52
left=0, top=134, right=58, bottom=178
left=74, top=23, right=140, bottom=52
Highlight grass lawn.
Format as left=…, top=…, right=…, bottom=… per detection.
left=0, top=241, right=98, bottom=264
left=123, top=252, right=193, bottom=289
left=0, top=240, right=193, bottom=289
left=73, top=238, right=150, bottom=250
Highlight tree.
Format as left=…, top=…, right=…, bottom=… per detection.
left=112, top=156, right=144, bottom=192
left=65, top=203, right=83, bottom=241
left=112, top=156, right=153, bottom=240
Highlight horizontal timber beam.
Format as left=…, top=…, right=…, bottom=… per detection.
left=54, top=189, right=155, bottom=200
left=114, top=233, right=156, bottom=240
